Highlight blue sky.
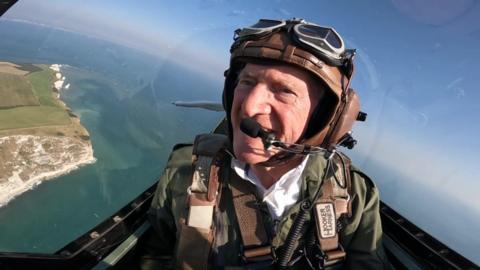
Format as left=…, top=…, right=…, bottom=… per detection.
left=3, top=0, right=480, bottom=262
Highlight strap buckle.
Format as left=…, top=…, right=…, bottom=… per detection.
left=323, top=244, right=346, bottom=267
left=302, top=243, right=346, bottom=269
left=242, top=245, right=275, bottom=267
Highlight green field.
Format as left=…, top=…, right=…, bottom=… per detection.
left=27, top=67, right=60, bottom=107
left=0, top=72, right=39, bottom=108
left=0, top=106, right=70, bottom=130
left=0, top=63, right=71, bottom=131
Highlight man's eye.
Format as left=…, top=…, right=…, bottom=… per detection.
left=274, top=87, right=297, bottom=103
left=238, top=78, right=254, bottom=86
left=275, top=87, right=295, bottom=96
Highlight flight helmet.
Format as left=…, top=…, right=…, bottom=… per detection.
left=223, top=18, right=365, bottom=162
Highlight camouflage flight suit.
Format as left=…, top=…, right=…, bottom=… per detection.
left=140, top=143, right=391, bottom=269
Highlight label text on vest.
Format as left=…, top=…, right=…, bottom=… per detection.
left=317, top=203, right=336, bottom=238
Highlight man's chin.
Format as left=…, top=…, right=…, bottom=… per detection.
left=235, top=150, right=272, bottom=165
left=237, top=156, right=269, bottom=165
left=233, top=138, right=277, bottom=164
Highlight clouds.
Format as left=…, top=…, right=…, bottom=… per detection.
left=228, top=9, right=245, bottom=16
left=446, top=77, right=466, bottom=99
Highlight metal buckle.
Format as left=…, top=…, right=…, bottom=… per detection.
left=242, top=245, right=275, bottom=269
left=323, top=244, right=346, bottom=267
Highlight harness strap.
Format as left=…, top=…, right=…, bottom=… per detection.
left=176, top=220, right=214, bottom=270
left=175, top=154, right=218, bottom=270
left=186, top=154, right=220, bottom=228
left=228, top=153, right=353, bottom=268
left=176, top=134, right=228, bottom=270
left=230, top=173, right=273, bottom=263
left=313, top=153, right=352, bottom=266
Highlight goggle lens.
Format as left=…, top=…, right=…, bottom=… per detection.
left=296, top=24, right=342, bottom=49
left=249, top=19, right=283, bottom=29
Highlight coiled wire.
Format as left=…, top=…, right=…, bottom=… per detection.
left=278, top=200, right=310, bottom=268
left=277, top=157, right=334, bottom=268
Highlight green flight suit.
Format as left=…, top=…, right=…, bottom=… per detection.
left=140, top=142, right=390, bottom=269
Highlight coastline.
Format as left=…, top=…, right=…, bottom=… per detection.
left=0, top=135, right=96, bottom=207
left=0, top=63, right=96, bottom=207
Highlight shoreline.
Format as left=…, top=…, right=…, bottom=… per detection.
left=0, top=135, right=96, bottom=207
left=0, top=63, right=96, bottom=207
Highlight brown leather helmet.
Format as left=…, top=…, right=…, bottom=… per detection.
left=223, top=19, right=363, bottom=157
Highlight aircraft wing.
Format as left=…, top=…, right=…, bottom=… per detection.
left=172, top=100, right=224, bottom=112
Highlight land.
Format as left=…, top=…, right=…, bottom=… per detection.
left=0, top=62, right=95, bottom=206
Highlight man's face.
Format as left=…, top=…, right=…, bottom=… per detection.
left=231, top=63, right=322, bottom=165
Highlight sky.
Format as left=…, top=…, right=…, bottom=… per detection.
left=3, top=0, right=480, bottom=262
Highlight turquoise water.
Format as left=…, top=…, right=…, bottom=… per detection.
left=0, top=21, right=223, bottom=252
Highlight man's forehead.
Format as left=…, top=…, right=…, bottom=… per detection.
left=240, top=62, right=310, bottom=80
left=239, top=63, right=324, bottom=93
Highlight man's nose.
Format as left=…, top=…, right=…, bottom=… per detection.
left=241, top=83, right=272, bottom=117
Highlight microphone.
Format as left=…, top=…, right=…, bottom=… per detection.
left=239, top=118, right=326, bottom=156
left=240, top=118, right=277, bottom=150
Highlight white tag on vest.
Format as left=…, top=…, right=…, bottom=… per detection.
left=316, top=203, right=336, bottom=238
left=187, top=205, right=214, bottom=229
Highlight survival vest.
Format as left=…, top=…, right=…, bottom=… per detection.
left=176, top=134, right=352, bottom=270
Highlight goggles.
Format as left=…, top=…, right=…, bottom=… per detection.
left=234, top=18, right=355, bottom=67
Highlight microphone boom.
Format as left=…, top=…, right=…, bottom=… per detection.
left=239, top=118, right=327, bottom=155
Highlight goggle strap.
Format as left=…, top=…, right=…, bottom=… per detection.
left=344, top=49, right=356, bottom=79
left=282, top=44, right=296, bottom=61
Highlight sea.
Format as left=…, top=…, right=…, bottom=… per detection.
left=0, top=20, right=223, bottom=252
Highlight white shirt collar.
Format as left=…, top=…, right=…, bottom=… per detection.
left=231, top=156, right=309, bottom=220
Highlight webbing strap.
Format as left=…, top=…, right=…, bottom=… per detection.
left=187, top=156, right=216, bottom=228
left=175, top=220, right=214, bottom=270
left=332, top=153, right=352, bottom=217
left=313, top=153, right=352, bottom=266
left=176, top=155, right=218, bottom=270
left=190, top=156, right=211, bottom=193
left=230, top=173, right=272, bottom=262
left=176, top=134, right=228, bottom=269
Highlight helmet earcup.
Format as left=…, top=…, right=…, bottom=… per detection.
left=322, top=89, right=360, bottom=148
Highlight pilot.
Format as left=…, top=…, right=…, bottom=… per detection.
left=140, top=18, right=391, bottom=269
